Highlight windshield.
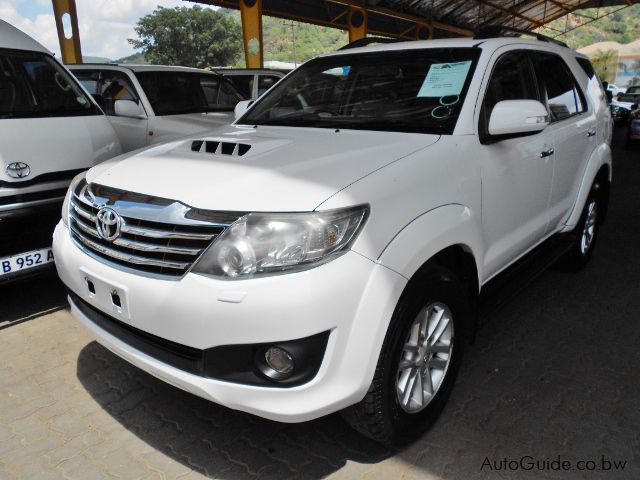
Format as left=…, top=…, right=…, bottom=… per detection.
left=241, top=48, right=481, bottom=134
left=135, top=71, right=246, bottom=115
left=0, top=48, right=99, bottom=119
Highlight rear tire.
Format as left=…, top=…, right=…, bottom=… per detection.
left=555, top=181, right=603, bottom=272
left=341, top=266, right=472, bottom=447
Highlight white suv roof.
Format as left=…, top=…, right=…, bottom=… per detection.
left=0, top=20, right=50, bottom=53
left=70, top=63, right=219, bottom=74
left=323, top=36, right=575, bottom=58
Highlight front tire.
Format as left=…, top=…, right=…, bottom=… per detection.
left=341, top=266, right=472, bottom=446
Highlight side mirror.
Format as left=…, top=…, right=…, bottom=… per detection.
left=234, top=100, right=254, bottom=120
left=488, top=100, right=549, bottom=136
left=114, top=99, right=145, bottom=118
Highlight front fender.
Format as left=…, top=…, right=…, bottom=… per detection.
left=373, top=204, right=485, bottom=286
left=561, top=142, right=612, bottom=231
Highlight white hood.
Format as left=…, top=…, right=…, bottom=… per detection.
left=88, top=125, right=439, bottom=212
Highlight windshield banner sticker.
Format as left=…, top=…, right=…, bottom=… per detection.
left=417, top=61, right=472, bottom=97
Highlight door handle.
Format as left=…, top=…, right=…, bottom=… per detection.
left=586, top=127, right=597, bottom=137
left=540, top=147, right=554, bottom=158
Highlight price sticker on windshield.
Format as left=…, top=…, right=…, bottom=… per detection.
left=417, top=61, right=472, bottom=98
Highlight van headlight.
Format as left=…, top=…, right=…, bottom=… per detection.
left=61, top=171, right=87, bottom=227
left=192, top=205, right=369, bottom=279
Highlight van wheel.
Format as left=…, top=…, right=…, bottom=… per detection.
left=556, top=183, right=602, bottom=272
left=341, top=267, right=471, bottom=446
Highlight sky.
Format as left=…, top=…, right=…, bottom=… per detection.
left=1, top=0, right=214, bottom=60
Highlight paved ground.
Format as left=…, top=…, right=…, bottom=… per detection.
left=1, top=129, right=639, bottom=480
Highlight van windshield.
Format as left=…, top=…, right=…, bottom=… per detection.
left=241, top=48, right=481, bottom=134
left=0, top=49, right=98, bottom=119
left=135, top=71, right=246, bottom=115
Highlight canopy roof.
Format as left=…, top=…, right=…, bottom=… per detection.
left=192, top=0, right=637, bottom=39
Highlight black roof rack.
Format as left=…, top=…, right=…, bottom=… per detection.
left=339, top=37, right=403, bottom=51
left=474, top=26, right=568, bottom=48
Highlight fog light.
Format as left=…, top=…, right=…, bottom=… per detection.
left=257, top=346, right=295, bottom=381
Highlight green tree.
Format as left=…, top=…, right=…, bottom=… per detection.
left=591, top=49, right=619, bottom=83
left=128, top=6, right=242, bottom=68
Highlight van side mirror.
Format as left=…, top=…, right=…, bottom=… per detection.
left=114, top=99, right=145, bottom=118
left=488, top=100, right=549, bottom=137
left=234, top=100, right=254, bottom=120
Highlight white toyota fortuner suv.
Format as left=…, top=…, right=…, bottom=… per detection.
left=53, top=33, right=612, bottom=446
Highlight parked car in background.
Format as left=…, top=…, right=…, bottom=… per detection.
left=622, top=85, right=640, bottom=96
left=55, top=35, right=611, bottom=446
left=606, top=83, right=621, bottom=97
left=0, top=20, right=121, bottom=283
left=627, top=105, right=640, bottom=147
left=212, top=68, right=285, bottom=99
left=70, top=65, right=246, bottom=152
left=610, top=93, right=638, bottom=124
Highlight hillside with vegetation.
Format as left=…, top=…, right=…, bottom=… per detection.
left=538, top=4, right=640, bottom=49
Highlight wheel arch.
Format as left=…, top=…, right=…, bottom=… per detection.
left=562, top=143, right=612, bottom=230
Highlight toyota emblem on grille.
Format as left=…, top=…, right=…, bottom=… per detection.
left=5, top=162, right=31, bottom=179
left=96, top=208, right=121, bottom=242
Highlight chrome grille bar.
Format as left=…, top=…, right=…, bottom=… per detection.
left=68, top=181, right=240, bottom=277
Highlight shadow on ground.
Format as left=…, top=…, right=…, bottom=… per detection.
left=0, top=272, right=67, bottom=327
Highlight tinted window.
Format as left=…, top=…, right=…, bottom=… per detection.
left=627, top=86, right=640, bottom=95
left=576, top=57, right=596, bottom=79
left=481, top=51, right=539, bottom=131
left=0, top=49, right=98, bottom=119
left=242, top=48, right=481, bottom=135
left=74, top=70, right=140, bottom=115
left=533, top=53, right=585, bottom=121
left=135, top=71, right=246, bottom=115
left=225, top=74, right=254, bottom=98
left=257, top=75, right=280, bottom=96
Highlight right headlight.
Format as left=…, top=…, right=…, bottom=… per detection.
left=192, top=205, right=369, bottom=279
left=61, top=171, right=87, bottom=227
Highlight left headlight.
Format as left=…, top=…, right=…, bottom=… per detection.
left=61, top=171, right=87, bottom=227
left=192, top=205, right=369, bottom=279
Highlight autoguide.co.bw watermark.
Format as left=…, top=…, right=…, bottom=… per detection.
left=481, top=455, right=627, bottom=473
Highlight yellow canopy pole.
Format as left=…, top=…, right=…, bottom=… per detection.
left=51, top=0, right=82, bottom=64
left=240, top=0, right=263, bottom=68
left=348, top=5, right=367, bottom=42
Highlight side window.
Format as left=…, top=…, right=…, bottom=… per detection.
left=74, top=70, right=140, bottom=115
left=257, top=75, right=280, bottom=96
left=226, top=74, right=253, bottom=98
left=481, top=51, right=538, bottom=134
left=532, top=53, right=585, bottom=121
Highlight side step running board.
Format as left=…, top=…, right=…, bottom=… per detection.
left=479, top=234, right=575, bottom=325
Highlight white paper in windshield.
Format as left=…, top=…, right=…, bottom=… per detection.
left=417, top=61, right=472, bottom=97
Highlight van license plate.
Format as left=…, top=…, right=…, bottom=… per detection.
left=0, top=248, right=54, bottom=277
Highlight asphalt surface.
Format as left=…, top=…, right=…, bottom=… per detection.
left=0, top=128, right=638, bottom=479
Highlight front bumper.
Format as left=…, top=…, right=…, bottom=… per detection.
left=53, top=222, right=407, bottom=422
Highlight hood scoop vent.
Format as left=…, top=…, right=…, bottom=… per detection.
left=191, top=140, right=251, bottom=157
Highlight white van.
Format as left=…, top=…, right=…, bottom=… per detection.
left=0, top=20, right=121, bottom=283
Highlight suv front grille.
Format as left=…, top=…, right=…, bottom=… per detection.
left=69, top=182, right=241, bottom=277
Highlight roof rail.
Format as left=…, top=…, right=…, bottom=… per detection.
left=474, top=26, right=568, bottom=48
left=338, top=37, right=402, bottom=51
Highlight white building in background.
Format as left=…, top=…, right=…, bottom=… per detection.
left=579, top=39, right=640, bottom=88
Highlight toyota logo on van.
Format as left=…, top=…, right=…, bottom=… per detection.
left=96, top=208, right=122, bottom=242
left=6, top=162, right=31, bottom=179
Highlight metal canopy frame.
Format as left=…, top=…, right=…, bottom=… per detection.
left=51, top=0, right=638, bottom=66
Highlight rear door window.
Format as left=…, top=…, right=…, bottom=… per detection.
left=532, top=53, right=586, bottom=121
left=0, top=49, right=98, bottom=119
